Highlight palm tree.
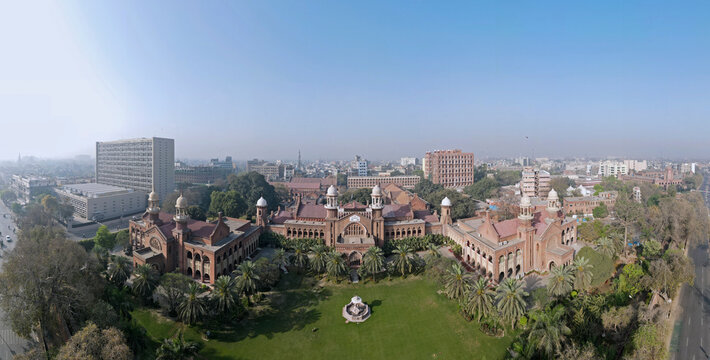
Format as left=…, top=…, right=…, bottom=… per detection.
left=547, top=265, right=574, bottom=298
left=155, top=332, right=201, bottom=360
left=132, top=264, right=159, bottom=299
left=291, top=243, right=309, bottom=272
left=595, top=236, right=617, bottom=258
left=326, top=250, right=347, bottom=281
left=426, top=243, right=441, bottom=259
left=233, top=261, right=261, bottom=302
left=361, top=246, right=385, bottom=282
left=464, top=278, right=495, bottom=322
left=572, top=257, right=594, bottom=292
left=392, top=244, right=414, bottom=277
left=444, top=263, right=472, bottom=300
left=310, top=244, right=328, bottom=274
left=177, top=283, right=207, bottom=325
left=272, top=248, right=289, bottom=270
left=211, top=275, right=238, bottom=316
left=107, top=256, right=131, bottom=287
left=496, top=278, right=528, bottom=329
left=527, top=305, right=571, bottom=358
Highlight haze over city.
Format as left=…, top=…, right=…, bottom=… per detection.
left=1, top=1, right=709, bottom=161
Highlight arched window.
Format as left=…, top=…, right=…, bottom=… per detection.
left=343, top=223, right=366, bottom=236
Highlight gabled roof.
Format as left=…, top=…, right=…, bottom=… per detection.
left=383, top=204, right=412, bottom=219
left=296, top=203, right=327, bottom=219
left=492, top=219, right=519, bottom=238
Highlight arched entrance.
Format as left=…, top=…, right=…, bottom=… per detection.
left=348, top=251, right=362, bottom=268
left=548, top=261, right=556, bottom=270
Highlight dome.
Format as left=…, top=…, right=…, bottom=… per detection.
left=148, top=191, right=158, bottom=202
left=521, top=196, right=531, bottom=207
left=176, top=194, right=188, bottom=209
left=371, top=184, right=382, bottom=196
left=256, top=197, right=267, bottom=207
left=351, top=295, right=362, bottom=304
left=441, top=197, right=452, bottom=207
left=327, top=185, right=338, bottom=196
left=548, top=188, right=559, bottom=200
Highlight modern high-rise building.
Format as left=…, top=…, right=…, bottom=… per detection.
left=96, top=137, right=175, bottom=202
left=599, top=161, right=628, bottom=178
left=352, top=155, right=368, bottom=177
left=423, top=149, right=475, bottom=188
left=521, top=167, right=551, bottom=199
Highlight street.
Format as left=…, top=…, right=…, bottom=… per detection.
left=0, top=201, right=32, bottom=359
left=673, top=172, right=710, bottom=360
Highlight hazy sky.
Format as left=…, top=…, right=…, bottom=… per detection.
left=1, top=1, right=708, bottom=161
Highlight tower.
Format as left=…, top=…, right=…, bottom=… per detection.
left=147, top=188, right=161, bottom=225
left=297, top=150, right=302, bottom=171
left=517, top=196, right=536, bottom=271
left=256, top=197, right=268, bottom=227
left=172, top=193, right=190, bottom=273
left=546, top=189, right=560, bottom=218
left=325, top=185, right=338, bottom=219
left=174, top=193, right=190, bottom=231
left=371, top=185, right=384, bottom=246
left=440, top=197, right=452, bottom=225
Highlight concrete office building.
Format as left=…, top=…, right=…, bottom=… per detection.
left=521, top=167, right=551, bottom=199
left=56, top=183, right=145, bottom=221
left=96, top=137, right=175, bottom=202
left=599, top=161, right=628, bottom=178
left=400, top=157, right=418, bottom=166
left=423, top=149, right=475, bottom=188
left=10, top=175, right=55, bottom=203
left=347, top=175, right=421, bottom=189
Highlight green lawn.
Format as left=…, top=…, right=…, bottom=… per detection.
left=577, top=246, right=615, bottom=287
left=132, top=274, right=514, bottom=360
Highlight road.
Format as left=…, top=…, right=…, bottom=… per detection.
left=673, top=172, right=710, bottom=360
left=0, top=201, right=32, bottom=359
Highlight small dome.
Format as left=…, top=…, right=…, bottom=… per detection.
left=371, top=184, right=381, bottom=196
left=256, top=197, right=267, bottom=207
left=327, top=185, right=338, bottom=196
left=351, top=295, right=363, bottom=304
left=176, top=194, right=188, bottom=209
left=148, top=191, right=158, bottom=201
left=441, top=197, right=452, bottom=207
left=548, top=188, right=558, bottom=200
left=521, top=196, right=531, bottom=207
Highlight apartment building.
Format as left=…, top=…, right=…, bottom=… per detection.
left=599, top=161, right=628, bottom=178
left=520, top=167, right=551, bottom=199
left=347, top=175, right=421, bottom=189
left=423, top=149, right=475, bottom=188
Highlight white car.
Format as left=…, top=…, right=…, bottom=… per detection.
left=5, top=235, right=10, bottom=241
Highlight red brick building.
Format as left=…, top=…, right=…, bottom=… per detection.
left=423, top=149, right=475, bottom=188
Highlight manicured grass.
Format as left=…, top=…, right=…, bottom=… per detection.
left=577, top=246, right=615, bottom=287
left=132, top=274, right=514, bottom=360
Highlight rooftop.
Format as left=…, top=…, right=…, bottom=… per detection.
left=60, top=183, right=135, bottom=198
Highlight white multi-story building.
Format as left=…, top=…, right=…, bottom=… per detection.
left=10, top=175, right=55, bottom=203
left=96, top=137, right=175, bottom=202
left=623, top=160, right=647, bottom=173
left=521, top=167, right=551, bottom=199
left=56, top=183, right=145, bottom=221
left=400, top=157, right=418, bottom=166
left=352, top=155, right=368, bottom=177
left=599, top=161, right=628, bottom=178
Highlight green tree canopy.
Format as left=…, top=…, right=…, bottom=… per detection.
left=56, top=323, right=132, bottom=360
left=208, top=190, right=247, bottom=218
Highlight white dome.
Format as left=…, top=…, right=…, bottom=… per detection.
left=548, top=188, right=559, bottom=200
left=351, top=295, right=362, bottom=304
left=176, top=194, right=188, bottom=209
left=327, top=185, right=338, bottom=196
left=148, top=191, right=158, bottom=202
left=521, top=196, right=531, bottom=207
left=371, top=184, right=381, bottom=196
left=441, top=197, right=452, bottom=207
left=256, top=197, right=267, bottom=207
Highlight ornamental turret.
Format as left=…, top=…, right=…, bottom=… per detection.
left=325, top=185, right=338, bottom=219
left=256, top=197, right=268, bottom=227
left=440, top=197, right=452, bottom=225
left=174, top=193, right=190, bottom=230
left=147, top=188, right=161, bottom=225
left=518, top=196, right=533, bottom=223
left=546, top=188, right=560, bottom=216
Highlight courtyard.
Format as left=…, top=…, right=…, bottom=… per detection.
left=133, top=273, right=515, bottom=360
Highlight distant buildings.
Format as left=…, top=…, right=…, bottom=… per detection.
left=563, top=191, right=618, bottom=216
left=400, top=157, right=418, bottom=167
left=624, top=160, right=647, bottom=173
left=352, top=155, right=368, bottom=177
left=599, top=161, right=628, bottom=178
left=246, top=159, right=283, bottom=181
left=209, top=156, right=235, bottom=171
left=620, top=167, right=683, bottom=189
left=95, top=137, right=175, bottom=202
left=347, top=175, right=420, bottom=189
left=680, top=162, right=697, bottom=174
left=633, top=186, right=642, bottom=203
left=56, top=183, right=144, bottom=221
left=175, top=164, right=231, bottom=185
left=521, top=167, right=551, bottom=199
left=423, top=149, right=475, bottom=188
left=10, top=175, right=55, bottom=203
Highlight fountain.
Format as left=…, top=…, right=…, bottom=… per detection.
left=342, top=295, right=371, bottom=323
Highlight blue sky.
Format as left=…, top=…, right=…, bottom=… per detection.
left=0, top=1, right=708, bottom=161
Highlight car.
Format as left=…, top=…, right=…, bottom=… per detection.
left=6, top=235, right=11, bottom=242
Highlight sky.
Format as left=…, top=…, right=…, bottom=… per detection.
left=0, top=1, right=708, bottom=161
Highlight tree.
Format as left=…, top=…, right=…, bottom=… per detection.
left=627, top=323, right=667, bottom=360
left=595, top=236, right=618, bottom=258
left=233, top=260, right=261, bottom=302
left=592, top=203, right=608, bottom=219
left=107, top=256, right=131, bottom=287
left=132, top=264, right=160, bottom=300
left=614, top=195, right=642, bottom=249
left=425, top=243, right=441, bottom=260
left=0, top=189, right=17, bottom=205
left=391, top=244, right=415, bottom=277
left=155, top=273, right=191, bottom=316
left=56, top=323, right=132, bottom=360
left=114, top=230, right=130, bottom=250
left=186, top=205, right=206, bottom=221
left=290, top=243, right=309, bottom=272
left=550, top=177, right=574, bottom=199
left=0, top=225, right=103, bottom=354
left=337, top=188, right=372, bottom=204
left=572, top=257, right=593, bottom=292
left=463, top=177, right=500, bottom=201
left=155, top=332, right=201, bottom=360
left=326, top=250, right=347, bottom=281
left=211, top=275, right=239, bottom=316
left=643, top=260, right=673, bottom=296
left=444, top=263, right=472, bottom=300
left=361, top=246, right=385, bottom=282
left=94, top=225, right=116, bottom=250
left=527, top=305, right=571, bottom=358
left=226, top=171, right=281, bottom=215
left=40, top=195, right=59, bottom=216
left=272, top=248, right=289, bottom=270
left=615, top=263, right=644, bottom=298
left=177, top=283, right=207, bottom=325
left=463, top=278, right=494, bottom=322
left=547, top=265, right=574, bottom=297
left=309, top=244, right=328, bottom=274
left=208, top=190, right=247, bottom=218
left=641, top=239, right=663, bottom=259
left=496, top=278, right=528, bottom=329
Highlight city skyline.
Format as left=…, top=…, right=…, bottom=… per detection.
left=1, top=1, right=709, bottom=161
